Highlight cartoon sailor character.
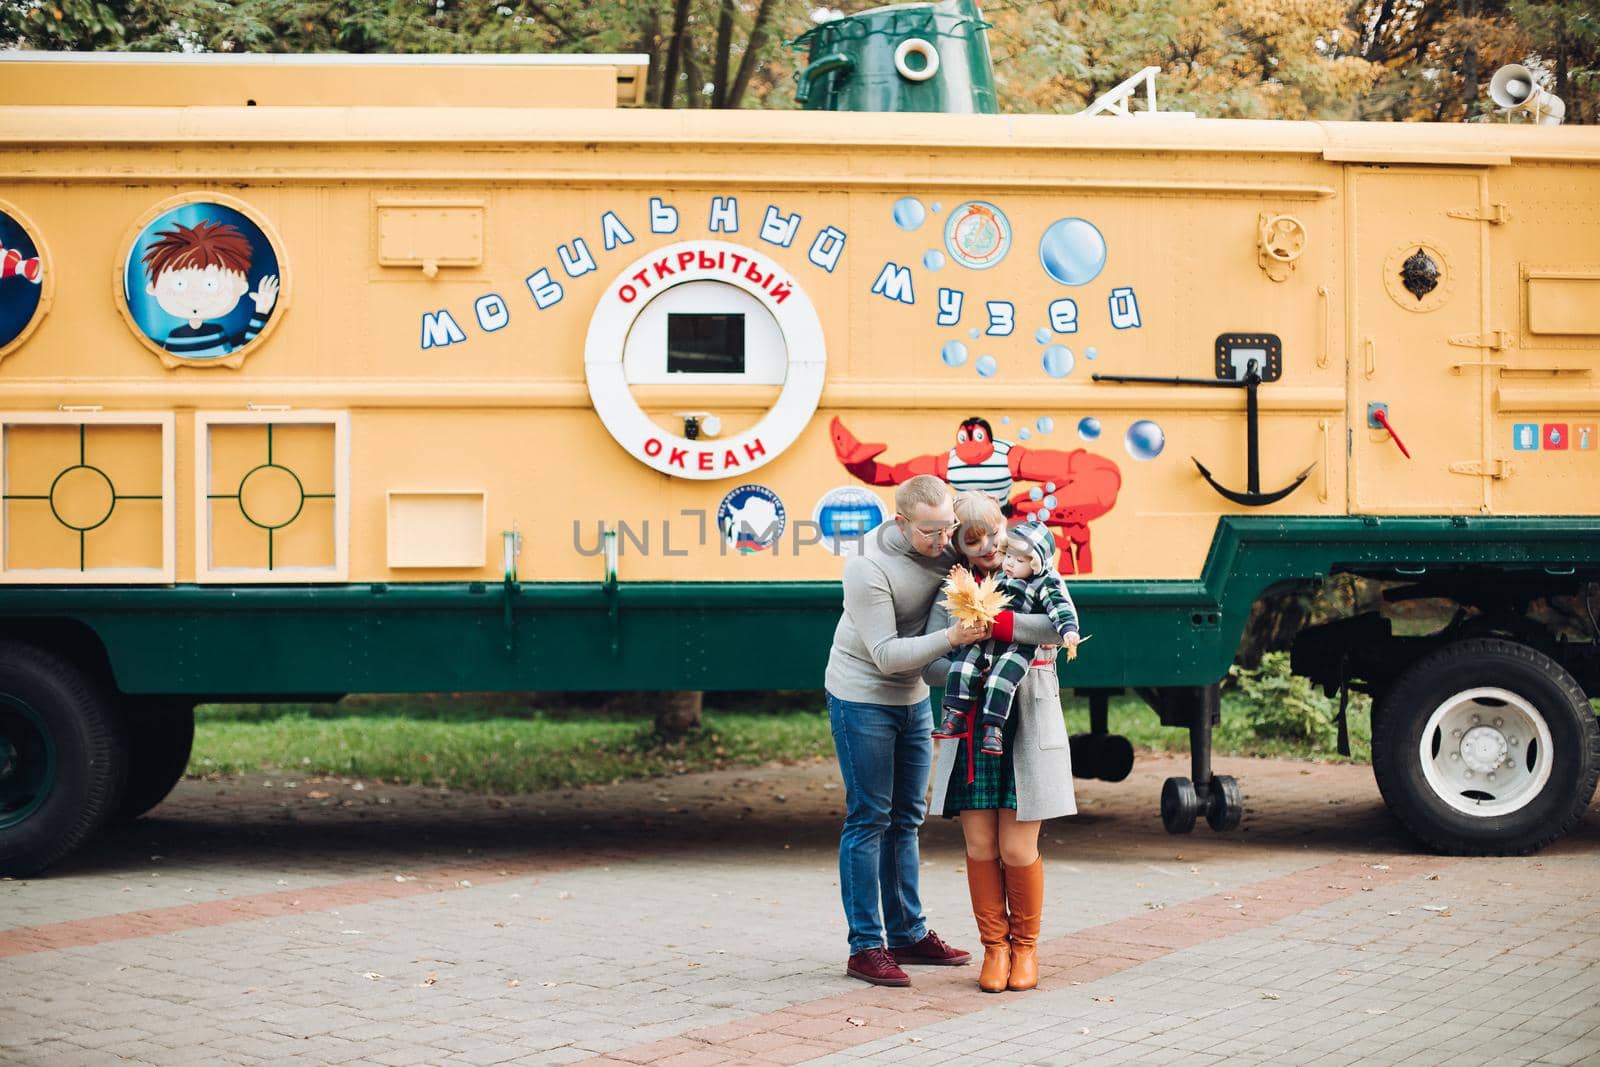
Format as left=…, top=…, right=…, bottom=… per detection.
left=142, top=220, right=279, bottom=358
left=829, top=416, right=1121, bottom=573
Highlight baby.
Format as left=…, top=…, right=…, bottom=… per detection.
left=936, top=520, right=1079, bottom=756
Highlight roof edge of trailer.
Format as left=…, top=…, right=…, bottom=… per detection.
left=1, top=105, right=1597, bottom=165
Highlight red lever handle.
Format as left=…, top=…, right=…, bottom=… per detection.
left=1373, top=408, right=1411, bottom=459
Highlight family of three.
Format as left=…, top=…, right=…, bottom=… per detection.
left=824, top=473, right=1079, bottom=993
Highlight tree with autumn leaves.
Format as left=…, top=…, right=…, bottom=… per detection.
left=2, top=0, right=1593, bottom=122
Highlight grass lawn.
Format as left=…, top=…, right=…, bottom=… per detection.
left=191, top=691, right=1371, bottom=794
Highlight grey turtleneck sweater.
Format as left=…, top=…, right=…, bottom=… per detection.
left=824, top=520, right=961, bottom=704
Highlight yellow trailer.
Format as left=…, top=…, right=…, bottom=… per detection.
left=0, top=14, right=1598, bottom=874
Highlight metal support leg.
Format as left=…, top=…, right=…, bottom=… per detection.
left=1160, top=683, right=1241, bottom=834
left=1071, top=689, right=1134, bottom=782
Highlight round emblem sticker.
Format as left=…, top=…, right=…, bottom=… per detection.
left=812, top=486, right=887, bottom=556
left=718, top=484, right=786, bottom=554
left=120, top=198, right=284, bottom=369
left=0, top=205, right=48, bottom=361
left=944, top=200, right=1012, bottom=271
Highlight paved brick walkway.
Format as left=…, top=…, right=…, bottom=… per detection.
left=2, top=751, right=1597, bottom=1066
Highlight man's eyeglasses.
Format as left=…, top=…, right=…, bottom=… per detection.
left=899, top=515, right=961, bottom=537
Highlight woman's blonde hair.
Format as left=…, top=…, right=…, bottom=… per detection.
left=953, top=491, right=1004, bottom=549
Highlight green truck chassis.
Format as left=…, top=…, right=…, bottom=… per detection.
left=3, top=516, right=1598, bottom=875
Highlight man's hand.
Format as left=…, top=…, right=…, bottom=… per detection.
left=946, top=618, right=991, bottom=647
left=250, top=275, right=280, bottom=315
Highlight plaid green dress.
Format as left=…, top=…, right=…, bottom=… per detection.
left=940, top=705, right=1020, bottom=815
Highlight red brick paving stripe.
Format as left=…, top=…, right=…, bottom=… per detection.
left=581, top=853, right=1455, bottom=1065
left=0, top=851, right=614, bottom=959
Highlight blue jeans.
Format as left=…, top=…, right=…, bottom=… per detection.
left=826, top=691, right=932, bottom=954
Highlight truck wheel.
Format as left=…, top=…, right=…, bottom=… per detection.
left=0, top=643, right=127, bottom=877
left=111, top=700, right=195, bottom=823
left=1372, top=638, right=1600, bottom=856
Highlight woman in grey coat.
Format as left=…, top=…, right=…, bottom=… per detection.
left=923, top=492, right=1076, bottom=993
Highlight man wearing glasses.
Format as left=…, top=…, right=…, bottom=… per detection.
left=825, top=474, right=990, bottom=986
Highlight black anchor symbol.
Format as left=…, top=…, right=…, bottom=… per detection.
left=1093, top=357, right=1315, bottom=507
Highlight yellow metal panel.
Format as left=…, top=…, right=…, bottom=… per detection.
left=1350, top=169, right=1487, bottom=514
left=375, top=202, right=485, bottom=270
left=0, top=81, right=1597, bottom=586
left=386, top=491, right=487, bottom=569
left=1526, top=274, right=1600, bottom=335
left=0, top=59, right=633, bottom=110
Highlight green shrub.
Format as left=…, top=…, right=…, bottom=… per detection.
left=1224, top=651, right=1352, bottom=748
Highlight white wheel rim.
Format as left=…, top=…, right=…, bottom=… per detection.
left=894, top=38, right=939, bottom=82
left=1417, top=686, right=1554, bottom=817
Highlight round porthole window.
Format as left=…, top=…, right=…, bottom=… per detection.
left=116, top=193, right=288, bottom=369
left=0, top=201, right=52, bottom=366
left=584, top=240, right=826, bottom=480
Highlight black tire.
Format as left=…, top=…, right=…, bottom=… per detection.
left=1206, top=774, right=1243, bottom=831
left=1160, top=776, right=1199, bottom=833
left=1098, top=735, right=1136, bottom=783
left=110, top=699, right=195, bottom=822
left=1372, top=638, right=1600, bottom=856
left=1069, top=734, right=1101, bottom=779
left=0, top=643, right=128, bottom=877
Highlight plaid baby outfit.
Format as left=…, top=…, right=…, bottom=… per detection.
left=942, top=522, right=1079, bottom=731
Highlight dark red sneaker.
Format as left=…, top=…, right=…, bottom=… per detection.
left=846, top=947, right=911, bottom=987
left=891, top=929, right=973, bottom=967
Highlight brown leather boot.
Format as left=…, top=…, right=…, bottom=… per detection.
left=965, top=857, right=1010, bottom=993
left=1005, top=856, right=1044, bottom=991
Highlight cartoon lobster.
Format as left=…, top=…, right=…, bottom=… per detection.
left=829, top=416, right=1121, bottom=573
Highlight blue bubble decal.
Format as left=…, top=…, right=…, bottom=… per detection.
left=1078, top=417, right=1102, bottom=441
left=969, top=327, right=981, bottom=339
left=1019, top=427, right=1032, bottom=440
left=1044, top=482, right=1057, bottom=492
left=892, top=197, right=926, bottom=231
left=1039, top=217, right=1108, bottom=287
left=931, top=202, right=942, bottom=213
left=923, top=250, right=946, bottom=272
left=1036, top=416, right=1054, bottom=434
left=976, top=355, right=998, bottom=378
left=1085, top=346, right=1099, bottom=361
left=1125, top=419, right=1165, bottom=460
left=1000, top=416, right=1011, bottom=424
left=1041, top=344, right=1075, bottom=379
left=1029, top=486, right=1043, bottom=501
left=1043, top=494, right=1058, bottom=510
left=940, top=340, right=968, bottom=367
left=1034, top=327, right=1051, bottom=344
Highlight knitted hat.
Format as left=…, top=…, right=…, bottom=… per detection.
left=1007, top=519, right=1057, bottom=574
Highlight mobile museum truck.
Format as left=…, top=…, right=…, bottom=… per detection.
left=1, top=0, right=1598, bottom=876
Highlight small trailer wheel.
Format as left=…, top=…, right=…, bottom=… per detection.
left=1098, top=735, right=1136, bottom=782
left=1069, top=733, right=1100, bottom=779
left=1160, top=776, right=1200, bottom=834
left=1205, top=774, right=1243, bottom=831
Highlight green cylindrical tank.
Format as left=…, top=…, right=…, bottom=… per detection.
left=792, top=0, right=998, bottom=114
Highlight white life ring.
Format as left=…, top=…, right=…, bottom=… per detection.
left=894, top=38, right=940, bottom=82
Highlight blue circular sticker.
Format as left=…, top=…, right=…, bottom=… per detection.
left=943, top=201, right=1011, bottom=271
left=718, top=484, right=787, bottom=554
left=812, top=486, right=887, bottom=556
left=122, top=200, right=282, bottom=365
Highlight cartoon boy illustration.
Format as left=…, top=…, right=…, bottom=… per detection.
left=141, top=220, right=278, bottom=358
